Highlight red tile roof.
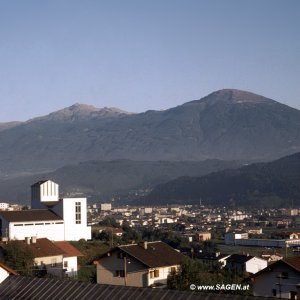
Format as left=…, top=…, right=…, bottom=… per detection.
left=54, top=241, right=83, bottom=257
left=1, top=238, right=63, bottom=258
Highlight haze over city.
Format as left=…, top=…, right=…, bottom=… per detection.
left=0, top=0, right=299, bottom=122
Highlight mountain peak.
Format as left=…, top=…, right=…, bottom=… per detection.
left=30, top=104, right=132, bottom=122
left=203, top=89, right=275, bottom=105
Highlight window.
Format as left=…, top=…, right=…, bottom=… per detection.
left=281, top=272, right=289, bottom=279
left=115, top=270, right=125, bottom=277
left=118, top=252, right=124, bottom=259
left=272, top=289, right=277, bottom=296
left=149, top=269, right=160, bottom=278
left=64, top=261, right=68, bottom=268
left=75, top=202, right=81, bottom=224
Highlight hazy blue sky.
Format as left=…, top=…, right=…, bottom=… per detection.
left=0, top=0, right=299, bottom=121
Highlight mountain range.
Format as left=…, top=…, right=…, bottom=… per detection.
left=0, top=89, right=300, bottom=178
left=142, top=152, right=300, bottom=208
left=0, top=159, right=240, bottom=204
left=0, top=88, right=300, bottom=206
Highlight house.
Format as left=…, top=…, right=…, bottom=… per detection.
left=0, top=237, right=82, bottom=278
left=0, top=262, right=18, bottom=284
left=0, top=180, right=91, bottom=241
left=251, top=257, right=300, bottom=299
left=94, top=241, right=185, bottom=287
left=198, top=252, right=230, bottom=268
left=54, top=241, right=83, bottom=277
left=195, top=232, right=211, bottom=241
left=226, top=254, right=268, bottom=274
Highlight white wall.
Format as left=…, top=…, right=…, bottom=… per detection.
left=9, top=222, right=65, bottom=241
left=61, top=198, right=91, bottom=241
left=148, top=266, right=178, bottom=286
left=31, top=180, right=59, bottom=209
left=0, top=267, right=9, bottom=284
left=246, top=257, right=268, bottom=274
left=63, top=256, right=78, bottom=277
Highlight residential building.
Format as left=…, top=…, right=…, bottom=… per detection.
left=0, top=237, right=82, bottom=278
left=0, top=203, right=9, bottom=211
left=195, top=232, right=211, bottom=241
left=95, top=241, right=185, bottom=287
left=100, top=203, right=112, bottom=211
left=226, top=254, right=268, bottom=274
left=54, top=241, right=83, bottom=277
left=252, top=257, right=300, bottom=299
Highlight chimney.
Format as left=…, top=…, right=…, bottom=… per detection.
left=297, top=284, right=300, bottom=300
left=1, top=237, right=8, bottom=244
left=31, top=236, right=37, bottom=244
left=25, top=237, right=31, bottom=245
left=143, top=241, right=148, bottom=250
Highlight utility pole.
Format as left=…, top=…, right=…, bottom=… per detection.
left=124, top=256, right=127, bottom=286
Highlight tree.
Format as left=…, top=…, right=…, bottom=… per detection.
left=2, top=240, right=35, bottom=276
left=167, top=258, right=251, bottom=295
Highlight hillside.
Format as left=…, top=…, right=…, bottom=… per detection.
left=0, top=159, right=240, bottom=204
left=0, top=89, right=300, bottom=177
left=143, top=152, right=300, bottom=207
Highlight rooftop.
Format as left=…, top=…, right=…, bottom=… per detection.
left=0, top=276, right=269, bottom=300
left=118, top=241, right=185, bottom=268
left=0, top=210, right=62, bottom=222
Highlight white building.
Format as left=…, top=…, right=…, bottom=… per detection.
left=0, top=203, right=9, bottom=211
left=0, top=180, right=91, bottom=241
left=100, top=203, right=112, bottom=211
left=225, top=232, right=249, bottom=245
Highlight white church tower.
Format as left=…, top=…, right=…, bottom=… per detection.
left=31, top=180, right=59, bottom=209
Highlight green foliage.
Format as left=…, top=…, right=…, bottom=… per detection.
left=77, top=265, right=97, bottom=283
left=2, top=240, right=35, bottom=276
left=167, top=258, right=251, bottom=295
left=98, top=217, right=119, bottom=228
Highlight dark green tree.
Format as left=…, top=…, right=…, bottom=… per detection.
left=2, top=240, right=35, bottom=276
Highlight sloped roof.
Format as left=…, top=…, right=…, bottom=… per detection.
left=0, top=276, right=269, bottom=300
left=54, top=241, right=83, bottom=257
left=117, top=241, right=185, bottom=268
left=284, top=256, right=300, bottom=272
left=0, top=238, right=63, bottom=258
left=0, top=262, right=18, bottom=276
left=0, top=210, right=62, bottom=222
left=251, top=257, right=300, bottom=278
left=227, top=254, right=254, bottom=264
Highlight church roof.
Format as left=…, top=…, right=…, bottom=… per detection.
left=0, top=209, right=62, bottom=222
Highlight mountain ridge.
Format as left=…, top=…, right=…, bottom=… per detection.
left=0, top=89, right=299, bottom=176
left=143, top=152, right=300, bottom=207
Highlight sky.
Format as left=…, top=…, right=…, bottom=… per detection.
left=0, top=0, right=299, bottom=122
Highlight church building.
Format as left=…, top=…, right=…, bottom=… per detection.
left=0, top=180, right=91, bottom=241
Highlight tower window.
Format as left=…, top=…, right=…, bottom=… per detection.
left=75, top=202, right=81, bottom=224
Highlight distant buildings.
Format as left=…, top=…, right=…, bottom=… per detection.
left=100, top=203, right=112, bottom=211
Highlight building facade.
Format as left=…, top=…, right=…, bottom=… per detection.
left=0, top=180, right=91, bottom=241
